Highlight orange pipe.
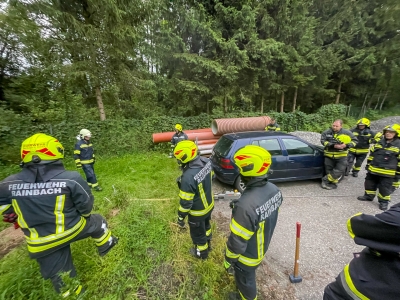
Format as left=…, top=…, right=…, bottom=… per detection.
left=197, top=139, right=220, bottom=145
left=211, top=116, right=271, bottom=135
left=152, top=128, right=213, bottom=143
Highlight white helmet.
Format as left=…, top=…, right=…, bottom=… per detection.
left=80, top=129, right=92, bottom=138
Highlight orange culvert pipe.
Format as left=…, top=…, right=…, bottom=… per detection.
left=197, top=139, right=220, bottom=145
left=211, top=116, right=271, bottom=135
left=152, top=128, right=213, bottom=143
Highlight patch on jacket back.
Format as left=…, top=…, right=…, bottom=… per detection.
left=194, top=161, right=212, bottom=184
left=256, top=191, right=282, bottom=221
left=8, top=181, right=66, bottom=196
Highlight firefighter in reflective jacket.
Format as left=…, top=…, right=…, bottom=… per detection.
left=324, top=203, right=400, bottom=300
left=357, top=124, right=400, bottom=211
left=224, top=145, right=283, bottom=300
left=169, top=123, right=188, bottom=158
left=0, top=133, right=118, bottom=296
left=74, top=129, right=102, bottom=191
left=320, top=119, right=357, bottom=190
left=265, top=118, right=280, bottom=131
left=346, top=118, right=375, bottom=177
left=174, top=140, right=214, bottom=259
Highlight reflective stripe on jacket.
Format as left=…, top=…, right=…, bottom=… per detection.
left=178, top=156, right=214, bottom=221
left=366, top=138, right=400, bottom=178
left=74, top=139, right=95, bottom=165
left=321, top=128, right=357, bottom=158
left=0, top=163, right=93, bottom=258
left=226, top=177, right=282, bottom=271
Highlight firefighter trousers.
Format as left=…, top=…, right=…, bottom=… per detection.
left=363, top=173, right=394, bottom=203
left=82, top=163, right=99, bottom=188
left=36, top=214, right=114, bottom=293
left=346, top=153, right=367, bottom=175
left=234, top=264, right=257, bottom=300
left=188, top=214, right=212, bottom=258
left=325, top=157, right=347, bottom=184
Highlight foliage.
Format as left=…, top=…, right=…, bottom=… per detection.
left=0, top=153, right=233, bottom=300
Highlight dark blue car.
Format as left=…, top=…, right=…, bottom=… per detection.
left=211, top=131, right=325, bottom=192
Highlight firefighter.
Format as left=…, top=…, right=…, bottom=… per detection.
left=0, top=133, right=118, bottom=296
left=74, top=129, right=102, bottom=191
left=169, top=123, right=189, bottom=158
left=224, top=145, right=283, bottom=300
left=320, top=119, right=357, bottom=190
left=346, top=118, right=375, bottom=177
left=323, top=203, right=400, bottom=300
left=357, top=124, right=400, bottom=211
left=174, top=140, right=214, bottom=259
left=265, top=118, right=281, bottom=131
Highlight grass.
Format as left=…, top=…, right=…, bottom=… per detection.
left=0, top=153, right=236, bottom=300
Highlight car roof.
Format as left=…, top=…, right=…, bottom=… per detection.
left=222, top=131, right=293, bottom=140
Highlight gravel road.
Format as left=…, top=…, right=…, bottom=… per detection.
left=212, top=164, right=400, bottom=300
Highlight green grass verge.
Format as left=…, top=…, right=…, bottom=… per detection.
left=0, top=153, right=235, bottom=300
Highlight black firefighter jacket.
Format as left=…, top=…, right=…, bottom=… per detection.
left=177, top=156, right=214, bottom=221
left=349, top=127, right=376, bottom=155
left=320, top=128, right=357, bottom=159
left=171, top=132, right=189, bottom=146
left=0, top=161, right=93, bottom=258
left=342, top=203, right=400, bottom=299
left=74, top=139, right=95, bottom=166
left=366, top=137, right=400, bottom=178
left=225, top=176, right=283, bottom=271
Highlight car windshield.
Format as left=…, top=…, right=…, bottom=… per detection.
left=213, top=136, right=234, bottom=157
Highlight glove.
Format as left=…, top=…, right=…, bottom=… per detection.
left=177, top=216, right=186, bottom=229
left=224, top=259, right=235, bottom=275
left=3, top=213, right=20, bottom=229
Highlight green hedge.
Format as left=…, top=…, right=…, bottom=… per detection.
left=1, top=104, right=351, bottom=164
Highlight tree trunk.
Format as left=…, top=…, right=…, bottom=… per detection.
left=379, top=90, right=389, bottom=110
left=275, top=92, right=278, bottom=111
left=206, top=99, right=209, bottom=114
left=366, top=94, right=374, bottom=110
left=335, top=78, right=342, bottom=104
left=95, top=86, right=106, bottom=121
left=280, top=91, right=285, bottom=113
left=260, top=95, right=264, bottom=113
left=374, top=91, right=382, bottom=110
left=224, top=93, right=227, bottom=114
left=292, top=86, right=298, bottom=112
left=360, top=94, right=368, bottom=118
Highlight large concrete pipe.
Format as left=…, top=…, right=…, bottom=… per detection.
left=211, top=116, right=271, bottom=135
left=152, top=128, right=215, bottom=143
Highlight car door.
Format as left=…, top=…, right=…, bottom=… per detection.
left=250, top=138, right=287, bottom=180
left=280, top=137, right=319, bottom=178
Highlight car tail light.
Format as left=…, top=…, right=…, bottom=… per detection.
left=220, top=158, right=234, bottom=169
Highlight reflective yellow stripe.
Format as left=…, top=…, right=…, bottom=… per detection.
left=27, top=218, right=85, bottom=244
left=27, top=219, right=87, bottom=253
left=347, top=213, right=362, bottom=239
left=324, top=151, right=348, bottom=158
left=226, top=246, right=240, bottom=259
left=352, top=166, right=361, bottom=171
left=12, top=199, right=38, bottom=239
left=0, top=204, right=11, bottom=214
left=178, top=206, right=190, bottom=213
left=257, top=221, right=265, bottom=260
left=206, top=228, right=212, bottom=237
left=238, top=255, right=263, bottom=266
left=198, top=183, right=208, bottom=210
left=179, top=190, right=195, bottom=201
left=94, top=229, right=110, bottom=243
left=81, top=159, right=94, bottom=164
left=75, top=159, right=81, bottom=163
left=197, top=243, right=208, bottom=251
left=54, top=195, right=66, bottom=234
left=80, top=144, right=93, bottom=148
left=230, top=217, right=254, bottom=240
left=238, top=290, right=257, bottom=300
left=74, top=150, right=81, bottom=154
left=341, top=264, right=370, bottom=300
left=327, top=174, right=339, bottom=183
left=189, top=201, right=214, bottom=216
left=324, top=141, right=330, bottom=146
left=378, top=193, right=390, bottom=200
left=91, top=182, right=99, bottom=188
left=75, top=285, right=83, bottom=295
left=96, top=230, right=111, bottom=247
left=365, top=190, right=375, bottom=195
left=368, top=166, right=396, bottom=176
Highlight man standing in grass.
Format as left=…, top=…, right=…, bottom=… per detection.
left=0, top=133, right=118, bottom=296
left=74, top=128, right=103, bottom=191
left=224, top=145, right=282, bottom=300
left=174, top=140, right=214, bottom=259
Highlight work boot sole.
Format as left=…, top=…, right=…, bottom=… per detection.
left=357, top=196, right=373, bottom=201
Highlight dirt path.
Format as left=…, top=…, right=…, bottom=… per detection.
left=0, top=226, right=25, bottom=259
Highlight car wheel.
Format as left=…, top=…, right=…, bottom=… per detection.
left=234, top=176, right=245, bottom=193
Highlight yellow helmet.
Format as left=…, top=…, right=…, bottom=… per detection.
left=80, top=129, right=91, bottom=138
left=383, top=124, right=400, bottom=136
left=175, top=123, right=183, bottom=132
left=336, top=134, right=352, bottom=144
left=21, top=133, right=64, bottom=163
left=356, top=118, right=370, bottom=127
left=233, top=145, right=272, bottom=177
left=174, top=140, right=198, bottom=163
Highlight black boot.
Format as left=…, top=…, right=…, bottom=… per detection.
left=189, top=246, right=208, bottom=260
left=352, top=172, right=358, bottom=177
left=99, top=236, right=119, bottom=257
left=228, top=292, right=240, bottom=300
left=379, top=202, right=388, bottom=211
left=207, top=240, right=212, bottom=252
left=357, top=195, right=373, bottom=201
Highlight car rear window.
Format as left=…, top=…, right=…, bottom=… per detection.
left=213, top=136, right=234, bottom=157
